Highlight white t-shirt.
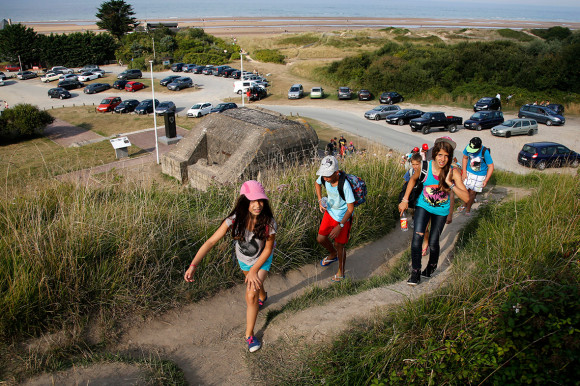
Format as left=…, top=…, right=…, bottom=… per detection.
left=224, top=215, right=277, bottom=266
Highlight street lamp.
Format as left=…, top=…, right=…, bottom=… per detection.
left=149, top=60, right=159, bottom=164
left=240, top=50, right=245, bottom=107
left=18, top=55, right=22, bottom=71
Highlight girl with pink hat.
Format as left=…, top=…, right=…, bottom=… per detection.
left=184, top=180, right=277, bottom=353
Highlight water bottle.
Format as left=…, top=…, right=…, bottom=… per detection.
left=321, top=197, right=328, bottom=209
left=400, top=210, right=408, bottom=232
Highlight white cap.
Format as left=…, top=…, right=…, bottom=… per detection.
left=316, top=155, right=339, bottom=177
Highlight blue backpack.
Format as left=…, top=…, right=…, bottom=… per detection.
left=337, top=171, right=367, bottom=207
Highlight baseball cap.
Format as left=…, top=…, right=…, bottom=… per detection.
left=413, top=147, right=419, bottom=152
left=422, top=143, right=429, bottom=151
left=316, top=155, right=339, bottom=177
left=466, top=137, right=482, bottom=153
left=240, top=180, right=268, bottom=201
left=435, top=136, right=456, bottom=150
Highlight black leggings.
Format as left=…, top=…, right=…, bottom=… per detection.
left=411, top=206, right=448, bottom=270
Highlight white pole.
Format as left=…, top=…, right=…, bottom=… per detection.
left=240, top=50, right=244, bottom=107
left=18, top=55, right=22, bottom=71
left=152, top=37, right=156, bottom=60
left=150, top=60, right=159, bottom=164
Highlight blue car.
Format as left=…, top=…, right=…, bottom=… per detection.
left=464, top=110, right=504, bottom=131
left=518, top=104, right=565, bottom=126
left=517, top=142, right=580, bottom=170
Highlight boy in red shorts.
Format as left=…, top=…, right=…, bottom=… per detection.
left=314, top=156, right=355, bottom=282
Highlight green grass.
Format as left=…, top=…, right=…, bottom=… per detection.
left=253, top=173, right=580, bottom=385
left=497, top=28, right=535, bottom=42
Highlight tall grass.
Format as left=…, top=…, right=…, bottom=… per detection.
left=255, top=172, right=580, bottom=385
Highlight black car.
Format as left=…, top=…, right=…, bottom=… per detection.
left=112, top=79, right=129, bottom=90
left=58, top=79, right=84, bottom=90
left=518, top=142, right=580, bottom=170
left=134, top=99, right=160, bottom=115
left=202, top=66, right=215, bottom=75
left=182, top=64, right=197, bottom=72
left=48, top=87, right=71, bottom=99
left=191, top=65, right=205, bottom=74
left=0, top=71, right=6, bottom=80
left=156, top=101, right=177, bottom=115
left=84, top=83, right=111, bottom=94
left=114, top=99, right=140, bottom=113
left=160, top=75, right=181, bottom=86
left=379, top=91, right=404, bottom=104
left=248, top=86, right=268, bottom=101
left=464, top=110, right=504, bottom=131
left=358, top=89, right=372, bottom=101
left=210, top=102, right=238, bottom=113
left=171, top=63, right=185, bottom=72
left=230, top=70, right=241, bottom=79
left=546, top=104, right=564, bottom=115
left=212, top=65, right=231, bottom=76
left=222, top=68, right=238, bottom=77
left=117, top=69, right=142, bottom=80
left=473, top=97, right=501, bottom=112
left=385, top=109, right=424, bottom=125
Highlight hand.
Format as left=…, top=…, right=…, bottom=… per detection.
left=245, top=270, right=262, bottom=291
left=319, top=202, right=326, bottom=213
left=461, top=170, right=467, bottom=181
left=446, top=214, right=453, bottom=224
left=445, top=167, right=455, bottom=187
left=482, top=180, right=488, bottom=188
left=329, top=224, right=342, bottom=240
left=398, top=201, right=408, bottom=215
left=184, top=265, right=196, bottom=282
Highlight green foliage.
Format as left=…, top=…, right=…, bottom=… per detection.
left=95, top=0, right=138, bottom=40
left=253, top=49, right=285, bottom=64
left=0, top=104, right=54, bottom=141
left=277, top=34, right=320, bottom=46
left=37, top=32, right=117, bottom=68
left=0, top=23, right=38, bottom=64
left=496, top=28, right=535, bottom=42
left=531, top=26, right=572, bottom=41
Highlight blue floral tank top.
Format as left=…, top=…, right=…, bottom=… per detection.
left=416, top=161, right=451, bottom=216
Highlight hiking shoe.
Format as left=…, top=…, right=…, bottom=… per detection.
left=407, top=269, right=421, bottom=286
left=421, top=264, right=437, bottom=278
left=246, top=336, right=261, bottom=352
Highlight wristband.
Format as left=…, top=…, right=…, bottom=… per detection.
left=190, top=263, right=197, bottom=268
left=450, top=183, right=455, bottom=190
left=401, top=199, right=409, bottom=203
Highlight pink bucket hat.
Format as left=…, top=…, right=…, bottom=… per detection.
left=240, top=180, right=269, bottom=201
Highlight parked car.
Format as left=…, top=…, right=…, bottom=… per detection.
left=491, top=118, right=538, bottom=138
left=134, top=99, right=159, bottom=115
left=91, top=68, right=106, bottom=76
left=170, top=63, right=185, bottom=72
left=230, top=70, right=241, bottom=79
left=167, top=77, right=193, bottom=91
left=338, top=87, right=352, bottom=100
left=0, top=71, right=6, bottom=80
left=41, top=71, right=63, bottom=82
left=5, top=64, right=21, bottom=72
left=463, top=110, right=504, bottom=131
left=117, top=69, right=142, bottom=80
left=50, top=66, right=74, bottom=74
left=125, top=81, right=145, bottom=92
left=192, top=65, right=206, bottom=74
left=112, top=79, right=129, bottom=90
left=58, top=79, right=84, bottom=90
left=182, top=64, right=197, bottom=72
left=47, top=87, right=71, bottom=99
left=78, top=71, right=100, bottom=82
left=379, top=91, right=404, bottom=104
left=17, top=71, right=37, bottom=80
left=202, top=66, right=215, bottom=75
left=160, top=75, right=181, bottom=86
left=546, top=103, right=564, bottom=115
left=0, top=79, right=3, bottom=86
left=234, top=80, right=263, bottom=94
left=97, top=96, right=122, bottom=112
left=364, top=105, right=401, bottom=120
left=248, top=86, right=268, bottom=101
left=310, top=87, right=324, bottom=99
left=410, top=112, right=463, bottom=134
left=517, top=142, right=580, bottom=170
left=385, top=109, right=424, bottom=125
left=288, top=84, right=304, bottom=99
left=358, top=89, right=372, bottom=101
left=210, top=102, right=238, bottom=113
left=83, top=83, right=110, bottom=94
left=114, top=99, right=140, bottom=114
left=473, top=96, right=501, bottom=112
left=222, top=68, right=238, bottom=77
left=156, top=101, right=176, bottom=115
left=212, top=65, right=231, bottom=76
left=518, top=104, right=565, bottom=126
left=78, top=65, right=99, bottom=73
left=187, top=102, right=213, bottom=118
left=59, top=73, right=78, bottom=81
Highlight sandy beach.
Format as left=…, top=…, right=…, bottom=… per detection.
left=24, top=16, right=580, bottom=36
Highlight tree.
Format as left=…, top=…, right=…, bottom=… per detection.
left=0, top=23, right=38, bottom=65
left=0, top=104, right=54, bottom=141
left=96, top=0, right=138, bottom=40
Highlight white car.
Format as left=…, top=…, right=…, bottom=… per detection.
left=59, top=73, right=78, bottom=81
left=51, top=66, right=74, bottom=74
left=187, top=102, right=213, bottom=118
left=233, top=80, right=265, bottom=94
left=78, top=71, right=101, bottom=82
left=40, top=72, right=63, bottom=82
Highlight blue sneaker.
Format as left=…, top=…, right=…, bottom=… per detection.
left=246, top=336, right=261, bottom=352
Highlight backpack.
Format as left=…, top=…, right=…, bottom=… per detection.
left=398, top=160, right=428, bottom=208
left=335, top=171, right=367, bottom=207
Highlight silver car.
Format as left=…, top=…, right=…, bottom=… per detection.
left=364, top=105, right=401, bottom=120
left=491, top=118, right=538, bottom=138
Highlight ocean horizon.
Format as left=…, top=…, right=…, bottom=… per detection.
left=3, top=0, right=580, bottom=24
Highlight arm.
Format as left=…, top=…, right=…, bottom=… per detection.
left=447, top=190, right=454, bottom=224
left=446, top=167, right=469, bottom=203
left=184, top=220, right=230, bottom=282
left=245, top=234, right=275, bottom=291
left=315, top=180, right=325, bottom=213
left=482, top=163, right=494, bottom=187
left=462, top=155, right=468, bottom=180
left=329, top=202, right=354, bottom=240
left=398, top=168, right=421, bottom=215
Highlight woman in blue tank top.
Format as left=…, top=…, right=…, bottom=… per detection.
left=398, top=137, right=469, bottom=286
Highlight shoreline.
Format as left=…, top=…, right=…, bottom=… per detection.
left=21, top=16, right=580, bottom=36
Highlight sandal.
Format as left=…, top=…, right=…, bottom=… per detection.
left=331, top=274, right=345, bottom=282
left=258, top=293, right=268, bottom=309
left=457, top=206, right=466, bottom=213
left=422, top=246, right=429, bottom=256
left=320, top=256, right=338, bottom=266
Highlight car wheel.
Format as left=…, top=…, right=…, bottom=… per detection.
left=505, top=131, right=511, bottom=138
left=197, top=113, right=201, bottom=118
left=536, top=161, right=547, bottom=170
left=60, top=95, right=64, bottom=100
left=411, top=127, right=417, bottom=132
left=398, top=119, right=404, bottom=126
left=528, top=129, right=534, bottom=136
left=449, top=124, right=458, bottom=133
left=374, top=115, right=380, bottom=121
left=132, top=89, right=135, bottom=92
left=422, top=126, right=430, bottom=135
left=475, top=124, right=481, bottom=131
left=546, top=120, right=553, bottom=126
left=389, top=101, right=393, bottom=105
left=401, top=97, right=404, bottom=102
left=571, top=159, right=579, bottom=168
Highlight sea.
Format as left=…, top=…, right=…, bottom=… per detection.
left=2, top=0, right=580, bottom=24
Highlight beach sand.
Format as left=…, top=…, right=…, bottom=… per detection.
left=24, top=16, right=580, bottom=36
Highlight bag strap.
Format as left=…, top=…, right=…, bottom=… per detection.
left=419, top=160, right=428, bottom=183
left=337, top=171, right=347, bottom=202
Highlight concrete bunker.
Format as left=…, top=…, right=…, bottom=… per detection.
left=161, top=107, right=318, bottom=190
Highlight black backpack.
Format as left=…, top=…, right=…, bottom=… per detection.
left=398, top=161, right=428, bottom=208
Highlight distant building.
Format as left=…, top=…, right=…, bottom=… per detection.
left=0, top=19, right=12, bottom=30
left=137, top=22, right=179, bottom=33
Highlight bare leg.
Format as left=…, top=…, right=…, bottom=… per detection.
left=465, top=190, right=477, bottom=213
left=335, top=242, right=346, bottom=277
left=243, top=269, right=268, bottom=338
left=317, top=234, right=337, bottom=259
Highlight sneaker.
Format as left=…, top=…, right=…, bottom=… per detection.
left=421, top=264, right=437, bottom=278
left=407, top=269, right=421, bottom=286
left=246, top=336, right=261, bottom=352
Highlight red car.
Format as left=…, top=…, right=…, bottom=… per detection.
left=4, top=64, right=20, bottom=72
left=125, top=81, right=145, bottom=92
left=97, top=96, right=122, bottom=112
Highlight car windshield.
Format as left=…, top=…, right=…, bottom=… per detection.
left=159, top=103, right=171, bottom=108
left=478, top=98, right=492, bottom=103
left=471, top=112, right=489, bottom=120
left=100, top=99, right=112, bottom=104
left=191, top=104, right=202, bottom=109
left=339, top=88, right=349, bottom=91
left=81, top=72, right=91, bottom=76
left=312, top=88, right=321, bottom=92
left=502, top=120, right=518, bottom=127
left=522, top=145, right=537, bottom=154
left=290, top=87, right=299, bottom=92
left=216, top=104, right=227, bottom=108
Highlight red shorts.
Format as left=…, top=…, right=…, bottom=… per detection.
left=318, top=211, right=352, bottom=245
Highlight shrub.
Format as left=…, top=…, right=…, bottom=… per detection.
left=253, top=49, right=285, bottom=64
left=497, top=28, right=535, bottom=42
left=0, top=104, right=54, bottom=141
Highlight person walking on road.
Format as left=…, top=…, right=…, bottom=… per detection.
left=460, top=137, right=494, bottom=216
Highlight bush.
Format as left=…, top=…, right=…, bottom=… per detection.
left=0, top=104, right=54, bottom=141
left=253, top=49, right=285, bottom=64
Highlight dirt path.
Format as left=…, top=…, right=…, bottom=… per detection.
left=22, top=186, right=529, bottom=385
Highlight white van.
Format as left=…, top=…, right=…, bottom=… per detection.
left=233, top=80, right=264, bottom=94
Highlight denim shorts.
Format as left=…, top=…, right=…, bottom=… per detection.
left=238, top=253, right=273, bottom=272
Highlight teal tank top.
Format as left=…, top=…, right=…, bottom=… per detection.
left=416, top=161, right=451, bottom=216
